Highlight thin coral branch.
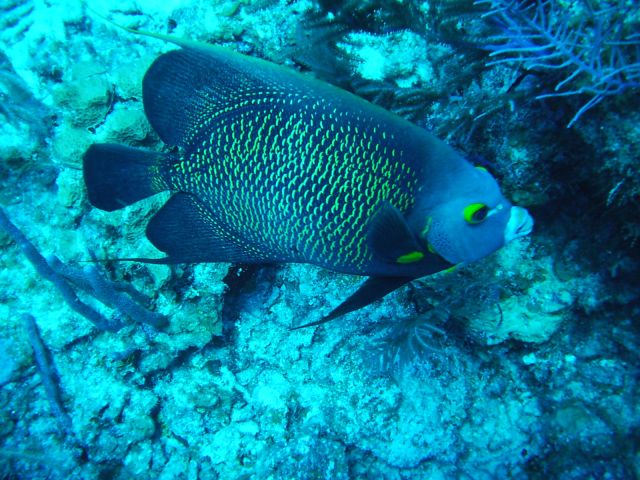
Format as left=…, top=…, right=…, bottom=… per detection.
left=22, top=313, right=74, bottom=438
left=0, top=206, right=167, bottom=331
left=22, top=313, right=89, bottom=463
left=0, top=206, right=123, bottom=332
left=48, top=258, right=168, bottom=330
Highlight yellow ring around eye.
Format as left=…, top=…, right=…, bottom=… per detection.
left=475, top=166, right=488, bottom=173
left=463, top=203, right=489, bottom=224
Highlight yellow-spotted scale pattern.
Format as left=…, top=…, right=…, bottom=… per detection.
left=163, top=82, right=419, bottom=274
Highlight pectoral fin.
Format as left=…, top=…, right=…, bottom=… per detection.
left=368, top=202, right=424, bottom=264
left=291, top=275, right=414, bottom=330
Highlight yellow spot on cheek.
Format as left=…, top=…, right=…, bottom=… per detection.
left=396, top=251, right=424, bottom=264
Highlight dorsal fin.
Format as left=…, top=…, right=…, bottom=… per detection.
left=142, top=48, right=222, bottom=147
left=83, top=2, right=200, bottom=51
left=141, top=47, right=292, bottom=148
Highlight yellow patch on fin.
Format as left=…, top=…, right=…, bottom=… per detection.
left=396, top=251, right=424, bottom=264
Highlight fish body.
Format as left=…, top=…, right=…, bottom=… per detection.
left=83, top=36, right=533, bottom=324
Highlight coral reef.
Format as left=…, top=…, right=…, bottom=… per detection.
left=477, top=0, right=640, bottom=127
left=0, top=0, right=638, bottom=479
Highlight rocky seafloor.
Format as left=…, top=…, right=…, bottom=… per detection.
left=0, top=0, right=639, bottom=478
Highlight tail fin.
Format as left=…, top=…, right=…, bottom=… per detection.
left=83, top=144, right=171, bottom=212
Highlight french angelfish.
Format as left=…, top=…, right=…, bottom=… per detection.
left=83, top=28, right=534, bottom=328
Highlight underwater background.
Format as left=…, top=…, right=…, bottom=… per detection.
left=0, top=0, right=638, bottom=478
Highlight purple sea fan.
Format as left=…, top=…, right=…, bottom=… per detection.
left=476, top=0, right=640, bottom=126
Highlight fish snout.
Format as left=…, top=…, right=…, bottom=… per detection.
left=504, top=206, right=534, bottom=243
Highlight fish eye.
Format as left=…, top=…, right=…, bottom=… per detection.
left=463, top=203, right=489, bottom=224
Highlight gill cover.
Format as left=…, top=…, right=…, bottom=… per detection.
left=423, top=167, right=533, bottom=265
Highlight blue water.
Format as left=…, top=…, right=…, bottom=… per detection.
left=0, top=1, right=638, bottom=479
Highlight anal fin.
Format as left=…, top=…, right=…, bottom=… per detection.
left=291, top=276, right=414, bottom=330
left=146, top=193, right=262, bottom=264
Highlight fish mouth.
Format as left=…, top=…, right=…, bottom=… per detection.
left=504, top=206, right=534, bottom=243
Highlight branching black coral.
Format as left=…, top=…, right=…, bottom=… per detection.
left=49, top=256, right=168, bottom=330
left=0, top=206, right=167, bottom=331
left=477, top=0, right=640, bottom=126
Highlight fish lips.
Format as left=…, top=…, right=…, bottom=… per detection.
left=504, top=206, right=534, bottom=244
